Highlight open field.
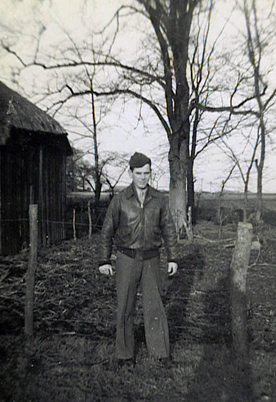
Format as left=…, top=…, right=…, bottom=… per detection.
left=197, top=192, right=276, bottom=225
left=0, top=221, right=276, bottom=401
left=65, top=191, right=276, bottom=239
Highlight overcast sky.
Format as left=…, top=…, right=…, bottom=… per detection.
left=1, top=0, right=276, bottom=193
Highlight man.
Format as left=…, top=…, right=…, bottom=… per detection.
left=98, top=152, right=178, bottom=366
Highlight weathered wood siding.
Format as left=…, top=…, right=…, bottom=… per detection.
left=39, top=145, right=67, bottom=247
left=0, top=139, right=67, bottom=255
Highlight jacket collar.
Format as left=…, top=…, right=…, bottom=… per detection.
left=125, top=183, right=158, bottom=200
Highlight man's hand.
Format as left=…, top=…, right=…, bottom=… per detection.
left=168, top=262, right=178, bottom=276
left=99, top=264, right=114, bottom=276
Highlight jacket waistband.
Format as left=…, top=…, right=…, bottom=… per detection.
left=117, top=247, right=159, bottom=261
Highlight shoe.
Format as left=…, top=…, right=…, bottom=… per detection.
left=159, top=357, right=172, bottom=368
left=117, top=358, right=135, bottom=369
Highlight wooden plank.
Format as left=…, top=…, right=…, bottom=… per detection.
left=61, top=154, right=66, bottom=240
left=39, top=146, right=46, bottom=247
left=45, top=154, right=50, bottom=246
left=0, top=149, right=2, bottom=254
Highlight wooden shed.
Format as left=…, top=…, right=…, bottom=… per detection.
left=0, top=81, right=72, bottom=255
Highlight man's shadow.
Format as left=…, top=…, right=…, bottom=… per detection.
left=164, top=245, right=206, bottom=345
left=182, top=274, right=253, bottom=401
left=133, top=245, right=205, bottom=355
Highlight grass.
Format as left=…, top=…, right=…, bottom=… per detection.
left=1, top=222, right=276, bottom=401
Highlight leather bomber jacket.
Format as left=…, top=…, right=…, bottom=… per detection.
left=98, top=183, right=178, bottom=265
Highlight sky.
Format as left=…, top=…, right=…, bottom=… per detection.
left=1, top=0, right=276, bottom=193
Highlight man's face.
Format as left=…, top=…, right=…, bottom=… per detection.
left=130, top=164, right=151, bottom=190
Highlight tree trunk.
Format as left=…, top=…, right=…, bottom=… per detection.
left=91, top=78, right=102, bottom=209
left=256, top=154, right=264, bottom=223
left=187, top=99, right=199, bottom=224
left=169, top=139, right=187, bottom=237
left=243, top=187, right=249, bottom=222
left=88, top=201, right=92, bottom=239
left=94, top=175, right=102, bottom=207
left=187, top=155, right=195, bottom=223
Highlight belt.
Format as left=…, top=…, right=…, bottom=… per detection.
left=117, top=247, right=159, bottom=261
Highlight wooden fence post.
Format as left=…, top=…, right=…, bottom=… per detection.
left=230, top=221, right=253, bottom=399
left=230, top=221, right=253, bottom=358
left=73, top=208, right=77, bottom=241
left=25, top=204, right=38, bottom=351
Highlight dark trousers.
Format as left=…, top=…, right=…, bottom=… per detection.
left=115, top=251, right=170, bottom=360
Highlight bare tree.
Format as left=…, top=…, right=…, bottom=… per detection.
left=135, top=0, right=198, bottom=235
left=217, top=163, right=237, bottom=238
left=217, top=119, right=260, bottom=222
left=188, top=0, right=216, bottom=221
left=101, top=154, right=129, bottom=198
left=242, top=0, right=276, bottom=221
left=67, top=148, right=94, bottom=192
left=2, top=0, right=275, bottom=236
left=65, top=36, right=104, bottom=207
left=1, top=0, right=200, bottom=235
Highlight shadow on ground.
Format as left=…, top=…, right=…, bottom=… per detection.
left=165, top=245, right=205, bottom=344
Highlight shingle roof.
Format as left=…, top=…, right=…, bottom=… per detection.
left=0, top=80, right=69, bottom=146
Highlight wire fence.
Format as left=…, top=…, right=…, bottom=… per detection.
left=0, top=204, right=108, bottom=255
left=0, top=238, right=276, bottom=349
left=1, top=208, right=276, bottom=354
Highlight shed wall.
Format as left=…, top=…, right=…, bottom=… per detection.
left=0, top=142, right=67, bottom=255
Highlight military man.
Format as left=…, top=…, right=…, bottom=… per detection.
left=98, top=152, right=178, bottom=366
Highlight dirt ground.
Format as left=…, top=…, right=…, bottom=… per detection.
left=0, top=221, right=276, bottom=402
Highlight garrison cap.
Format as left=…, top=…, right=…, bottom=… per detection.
left=129, top=152, right=151, bottom=169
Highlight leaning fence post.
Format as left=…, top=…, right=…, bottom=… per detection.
left=25, top=204, right=38, bottom=351
left=230, top=221, right=253, bottom=399
left=230, top=221, right=253, bottom=358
